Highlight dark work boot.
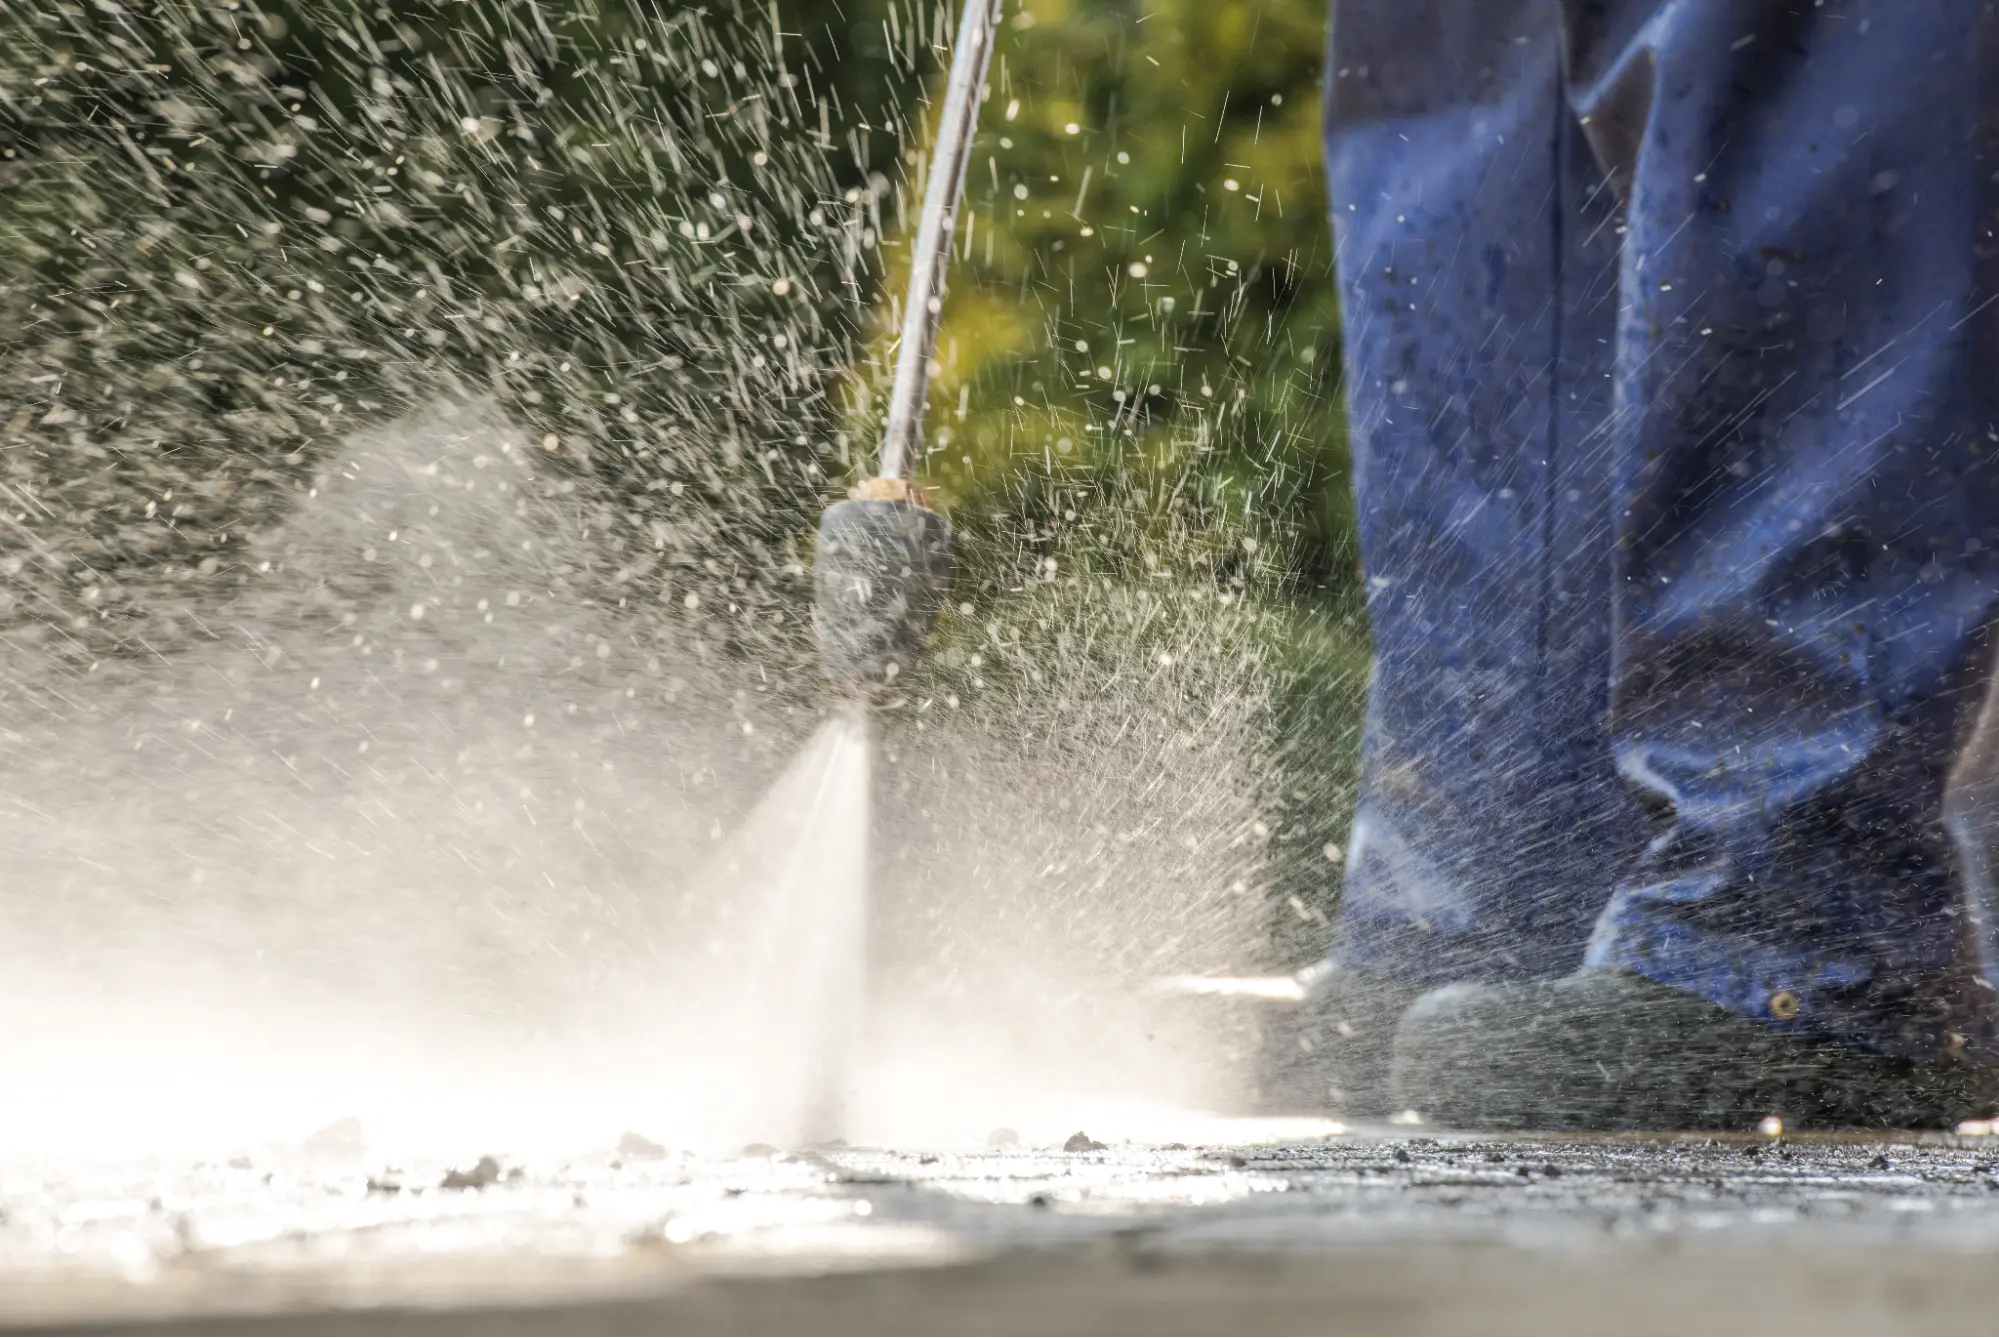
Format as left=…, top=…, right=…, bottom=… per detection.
left=1389, top=968, right=1999, bottom=1131
left=1258, top=962, right=1427, bottom=1119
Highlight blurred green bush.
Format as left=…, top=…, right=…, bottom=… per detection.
left=906, top=0, right=1353, bottom=596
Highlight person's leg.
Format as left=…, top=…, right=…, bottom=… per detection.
left=1395, top=0, right=1999, bottom=1128
left=1583, top=0, right=1999, bottom=1060
left=1283, top=0, right=1646, bottom=1113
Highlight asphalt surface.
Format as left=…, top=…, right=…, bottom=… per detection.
left=13, top=1121, right=1999, bottom=1334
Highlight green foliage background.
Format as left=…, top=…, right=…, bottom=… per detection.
left=0, top=0, right=1367, bottom=960
left=899, top=0, right=1369, bottom=958
left=916, top=0, right=1353, bottom=589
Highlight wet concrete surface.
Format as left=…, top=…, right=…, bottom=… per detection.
left=14, top=1124, right=1999, bottom=1333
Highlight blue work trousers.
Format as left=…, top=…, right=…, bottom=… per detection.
left=1327, top=0, right=1999, bottom=1060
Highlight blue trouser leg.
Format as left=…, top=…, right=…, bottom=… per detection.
left=1325, top=1, right=1650, bottom=987
left=1328, top=0, right=1999, bottom=1060
left=1572, top=0, right=1999, bottom=1059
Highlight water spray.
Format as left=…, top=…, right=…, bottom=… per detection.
left=757, top=0, right=997, bottom=1147
left=813, top=0, right=997, bottom=688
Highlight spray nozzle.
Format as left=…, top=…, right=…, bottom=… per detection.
left=812, top=0, right=989, bottom=692
left=813, top=479, right=955, bottom=687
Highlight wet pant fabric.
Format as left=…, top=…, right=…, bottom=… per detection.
left=1325, top=0, right=1999, bottom=1061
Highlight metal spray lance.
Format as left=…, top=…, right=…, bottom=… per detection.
left=812, top=0, right=998, bottom=686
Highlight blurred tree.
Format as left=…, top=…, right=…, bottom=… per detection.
left=858, top=0, right=1353, bottom=603
left=859, top=0, right=1365, bottom=953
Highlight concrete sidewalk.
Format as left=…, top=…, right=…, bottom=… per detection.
left=15, top=1127, right=1999, bottom=1334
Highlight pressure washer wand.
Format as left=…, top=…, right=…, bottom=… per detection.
left=876, top=0, right=997, bottom=483
left=813, top=0, right=996, bottom=686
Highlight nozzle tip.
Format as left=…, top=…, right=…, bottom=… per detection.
left=813, top=494, right=954, bottom=686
